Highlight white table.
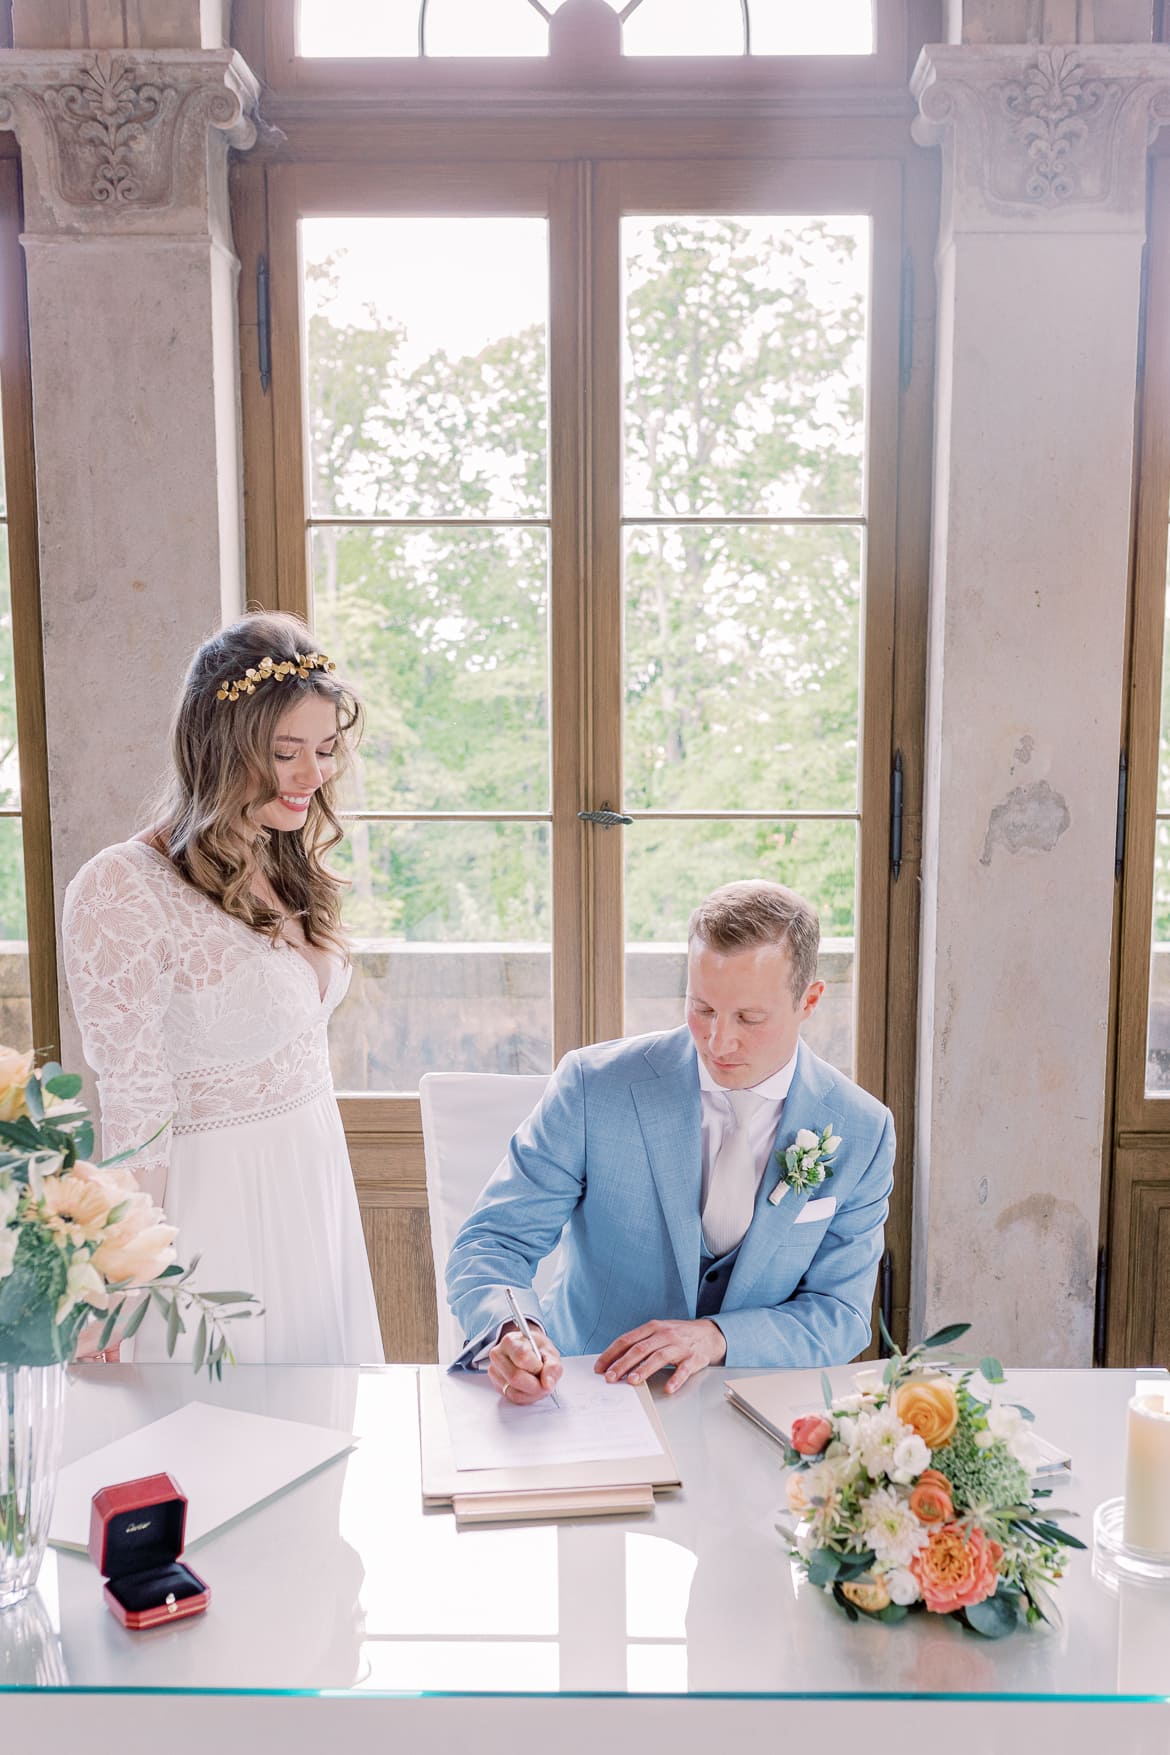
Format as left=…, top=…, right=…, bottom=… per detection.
left=2, top=1361, right=1169, bottom=1753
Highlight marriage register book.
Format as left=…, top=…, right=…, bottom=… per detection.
left=418, top=1356, right=682, bottom=1524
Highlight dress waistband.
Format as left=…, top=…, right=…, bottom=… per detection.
left=172, top=1075, right=334, bottom=1137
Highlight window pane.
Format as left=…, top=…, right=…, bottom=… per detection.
left=298, top=0, right=418, bottom=56
left=331, top=821, right=552, bottom=1090
left=1147, top=545, right=1170, bottom=1092
left=303, top=217, right=548, bottom=520
left=623, top=217, right=869, bottom=518
left=1148, top=820, right=1170, bottom=1093
left=624, top=819, right=856, bottom=1075
left=750, top=0, right=874, bottom=56
left=0, top=536, right=17, bottom=809
left=0, top=816, right=30, bottom=1054
left=622, top=0, right=743, bottom=57
left=624, top=523, right=861, bottom=813
left=314, top=525, right=549, bottom=813
left=426, top=0, right=550, bottom=57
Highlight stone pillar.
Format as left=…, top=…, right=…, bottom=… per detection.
left=911, top=43, right=1170, bottom=1363
left=0, top=47, right=256, bottom=1068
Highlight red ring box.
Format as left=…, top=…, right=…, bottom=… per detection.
left=88, top=1472, right=210, bottom=1630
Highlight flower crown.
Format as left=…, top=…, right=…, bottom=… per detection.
left=215, top=651, right=336, bottom=704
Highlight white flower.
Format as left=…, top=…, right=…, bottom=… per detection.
left=56, top=1257, right=109, bottom=1324
left=856, top=1406, right=919, bottom=1480
left=889, top=1432, right=931, bottom=1484
left=975, top=1429, right=996, bottom=1450
left=0, top=1224, right=17, bottom=1280
left=861, top=1486, right=929, bottom=1568
left=794, top=1520, right=817, bottom=1559
left=825, top=1134, right=842, bottom=1154
left=794, top=1128, right=819, bottom=1151
left=853, top=1367, right=884, bottom=1396
left=986, top=1402, right=1045, bottom=1471
left=0, top=1177, right=18, bottom=1226
left=884, top=1567, right=921, bottom=1606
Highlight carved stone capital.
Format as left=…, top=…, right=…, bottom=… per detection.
left=912, top=43, right=1170, bottom=234
left=0, top=48, right=258, bottom=237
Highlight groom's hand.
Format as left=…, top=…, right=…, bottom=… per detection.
left=487, top=1324, right=563, bottom=1405
left=595, top=1318, right=727, bottom=1395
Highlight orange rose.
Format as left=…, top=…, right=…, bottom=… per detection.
left=911, top=1522, right=1003, bottom=1615
left=895, top=1378, right=959, bottom=1450
left=840, top=1577, right=891, bottom=1613
left=909, top=1467, right=955, bottom=1525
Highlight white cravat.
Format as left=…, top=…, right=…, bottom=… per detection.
left=701, top=1087, right=769, bottom=1260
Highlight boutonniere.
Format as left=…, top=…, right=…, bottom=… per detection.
left=768, top=1124, right=842, bottom=1205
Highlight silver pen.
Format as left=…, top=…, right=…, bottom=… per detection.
left=504, top=1285, right=562, bottom=1409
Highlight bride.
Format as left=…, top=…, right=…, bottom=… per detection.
left=62, top=611, right=385, bottom=1365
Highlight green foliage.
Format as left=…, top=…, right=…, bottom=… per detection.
left=303, top=219, right=866, bottom=952
left=0, top=1224, right=70, bottom=1365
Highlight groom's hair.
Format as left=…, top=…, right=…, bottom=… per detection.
left=688, top=881, right=820, bottom=1005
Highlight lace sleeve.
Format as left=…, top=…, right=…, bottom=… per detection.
left=62, top=849, right=177, bottom=1194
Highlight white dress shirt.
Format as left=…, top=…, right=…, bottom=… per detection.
left=697, top=1046, right=798, bottom=1238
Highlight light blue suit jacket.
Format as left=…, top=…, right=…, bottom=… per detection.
left=446, top=1027, right=895, bottom=1370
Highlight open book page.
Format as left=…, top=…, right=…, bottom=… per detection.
left=440, top=1354, right=665, bottom=1472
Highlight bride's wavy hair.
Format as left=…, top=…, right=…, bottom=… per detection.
left=147, top=611, right=363, bottom=955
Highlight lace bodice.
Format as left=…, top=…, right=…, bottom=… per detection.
left=62, top=841, right=350, bottom=1183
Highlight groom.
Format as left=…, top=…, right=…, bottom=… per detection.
left=446, top=879, right=895, bottom=1402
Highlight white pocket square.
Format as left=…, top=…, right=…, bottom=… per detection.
left=795, top=1195, right=837, bottom=1224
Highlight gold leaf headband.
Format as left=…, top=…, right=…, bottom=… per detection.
left=215, top=652, right=336, bottom=703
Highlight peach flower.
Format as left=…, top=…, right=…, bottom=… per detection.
left=89, top=1174, right=177, bottom=1285
left=911, top=1522, right=1003, bottom=1615
left=791, top=1414, right=833, bottom=1456
left=0, top=1045, right=32, bottom=1122
left=909, top=1467, right=955, bottom=1525
left=40, top=1160, right=138, bottom=1248
left=841, top=1577, right=891, bottom=1613
left=895, top=1378, right=959, bottom=1450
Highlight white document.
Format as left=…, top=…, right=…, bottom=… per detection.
left=49, top=1401, right=355, bottom=1553
left=440, top=1354, right=665, bottom=1472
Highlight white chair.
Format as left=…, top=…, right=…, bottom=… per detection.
left=419, top=1070, right=553, bottom=1364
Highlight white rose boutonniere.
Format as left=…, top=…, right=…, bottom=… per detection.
left=769, top=1122, right=842, bottom=1205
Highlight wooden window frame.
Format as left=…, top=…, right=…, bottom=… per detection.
left=232, top=5, right=938, bottom=1359
left=0, top=153, right=56, bottom=1060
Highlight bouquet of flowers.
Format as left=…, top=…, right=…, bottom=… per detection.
left=779, top=1320, right=1085, bottom=1638
left=0, top=1046, right=257, bottom=1374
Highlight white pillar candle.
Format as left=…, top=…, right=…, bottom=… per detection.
left=1123, top=1393, right=1170, bottom=1557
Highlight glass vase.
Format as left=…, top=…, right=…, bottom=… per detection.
left=0, top=1363, right=67, bottom=1610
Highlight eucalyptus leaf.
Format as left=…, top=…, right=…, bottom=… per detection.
left=22, top=1076, right=43, bottom=1123
left=194, top=1314, right=207, bottom=1375
left=963, top=1591, right=1019, bottom=1639
left=165, top=1297, right=181, bottom=1358
left=820, top=1370, right=833, bottom=1409
left=42, top=1074, right=82, bottom=1101
left=921, top=1322, right=971, bottom=1348
left=121, top=1296, right=151, bottom=1340
left=806, top=1547, right=841, bottom=1589
left=97, top=1304, right=121, bottom=1352
left=979, top=1355, right=1004, bottom=1384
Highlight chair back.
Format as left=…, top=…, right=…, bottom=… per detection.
left=419, top=1070, right=552, bottom=1364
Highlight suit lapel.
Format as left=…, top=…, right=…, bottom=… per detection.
left=630, top=1030, right=703, bottom=1319
left=725, top=1042, right=839, bottom=1308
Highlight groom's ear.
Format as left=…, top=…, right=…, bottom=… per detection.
left=799, top=980, right=826, bottom=1022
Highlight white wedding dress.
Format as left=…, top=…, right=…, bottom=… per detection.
left=61, top=840, right=385, bottom=1366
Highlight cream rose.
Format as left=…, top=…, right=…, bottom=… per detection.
left=0, top=1045, right=32, bottom=1123
left=91, top=1204, right=178, bottom=1285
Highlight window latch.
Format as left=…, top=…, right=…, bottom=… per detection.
left=578, top=806, right=633, bottom=829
